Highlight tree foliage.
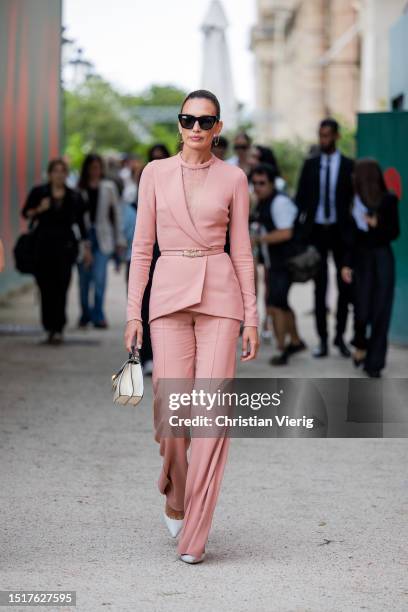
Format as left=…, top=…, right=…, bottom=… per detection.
left=64, top=77, right=186, bottom=168
left=64, top=76, right=137, bottom=154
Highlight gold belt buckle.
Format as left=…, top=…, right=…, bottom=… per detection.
left=183, top=248, right=203, bottom=257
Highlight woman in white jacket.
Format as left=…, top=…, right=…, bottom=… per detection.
left=77, top=154, right=126, bottom=328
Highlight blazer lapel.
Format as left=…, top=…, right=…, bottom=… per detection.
left=160, top=157, right=212, bottom=248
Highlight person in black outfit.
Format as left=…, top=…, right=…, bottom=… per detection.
left=295, top=118, right=354, bottom=358
left=22, top=158, right=90, bottom=344
left=250, top=163, right=306, bottom=365
left=341, top=158, right=400, bottom=378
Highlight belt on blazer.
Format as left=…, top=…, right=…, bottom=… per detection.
left=160, top=247, right=225, bottom=257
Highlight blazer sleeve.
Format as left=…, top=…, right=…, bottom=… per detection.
left=109, top=182, right=127, bottom=247
left=126, top=162, right=156, bottom=323
left=21, top=185, right=45, bottom=219
left=340, top=211, right=358, bottom=268
left=229, top=169, right=259, bottom=327
left=371, top=192, right=400, bottom=244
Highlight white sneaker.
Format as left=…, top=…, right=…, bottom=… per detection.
left=163, top=511, right=183, bottom=538
left=180, top=553, right=206, bottom=564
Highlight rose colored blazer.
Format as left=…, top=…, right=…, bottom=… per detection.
left=126, top=152, right=259, bottom=327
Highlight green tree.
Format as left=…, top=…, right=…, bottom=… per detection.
left=270, top=139, right=308, bottom=195
left=335, top=116, right=356, bottom=158
left=64, top=79, right=187, bottom=166
left=64, top=76, right=138, bottom=157
left=123, top=83, right=186, bottom=108
left=123, top=84, right=187, bottom=156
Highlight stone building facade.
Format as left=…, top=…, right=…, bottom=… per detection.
left=250, top=0, right=407, bottom=142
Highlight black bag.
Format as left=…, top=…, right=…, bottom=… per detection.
left=286, top=244, right=321, bottom=283
left=13, top=226, right=39, bottom=275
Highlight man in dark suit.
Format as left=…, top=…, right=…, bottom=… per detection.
left=295, top=118, right=354, bottom=357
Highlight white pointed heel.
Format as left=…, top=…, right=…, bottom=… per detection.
left=163, top=511, right=184, bottom=538
left=180, top=552, right=206, bottom=564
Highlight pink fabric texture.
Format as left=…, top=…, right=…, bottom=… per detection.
left=180, top=154, right=212, bottom=225
left=150, top=308, right=241, bottom=558
left=126, top=151, right=258, bottom=557
left=126, top=151, right=259, bottom=327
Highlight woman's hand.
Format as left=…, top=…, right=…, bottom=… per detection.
left=341, top=266, right=353, bottom=284
left=115, top=244, right=126, bottom=260
left=83, top=244, right=93, bottom=268
left=365, top=213, right=378, bottom=228
left=24, top=197, right=51, bottom=219
left=124, top=319, right=143, bottom=353
left=37, top=197, right=51, bottom=214
left=241, top=326, right=259, bottom=361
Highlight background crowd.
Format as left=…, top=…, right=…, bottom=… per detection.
left=15, top=117, right=400, bottom=379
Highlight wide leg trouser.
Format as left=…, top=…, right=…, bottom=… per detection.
left=352, top=245, right=395, bottom=372
left=149, top=309, right=241, bottom=558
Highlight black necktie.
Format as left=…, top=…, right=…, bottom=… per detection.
left=324, top=157, right=331, bottom=220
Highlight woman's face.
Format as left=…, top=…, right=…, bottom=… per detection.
left=233, top=136, right=250, bottom=161
left=88, top=160, right=103, bottom=182
left=179, top=98, right=222, bottom=153
left=49, top=163, right=67, bottom=187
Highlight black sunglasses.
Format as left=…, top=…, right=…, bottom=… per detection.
left=178, top=113, right=219, bottom=130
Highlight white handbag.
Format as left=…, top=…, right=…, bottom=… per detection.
left=112, top=346, right=144, bottom=406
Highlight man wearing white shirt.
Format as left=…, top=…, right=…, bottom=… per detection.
left=251, top=163, right=306, bottom=365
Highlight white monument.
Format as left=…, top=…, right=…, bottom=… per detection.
left=201, top=0, right=238, bottom=131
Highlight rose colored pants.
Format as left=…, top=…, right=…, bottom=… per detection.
left=150, top=309, right=241, bottom=558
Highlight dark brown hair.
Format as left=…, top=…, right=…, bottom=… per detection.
left=47, top=157, right=69, bottom=175
left=353, top=158, right=387, bottom=210
left=78, top=153, right=105, bottom=190
left=180, top=89, right=221, bottom=118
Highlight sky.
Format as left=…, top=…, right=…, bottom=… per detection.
left=63, top=0, right=257, bottom=111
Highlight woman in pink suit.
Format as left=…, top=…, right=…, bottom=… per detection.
left=124, top=90, right=259, bottom=564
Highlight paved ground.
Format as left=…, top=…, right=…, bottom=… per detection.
left=0, top=263, right=407, bottom=612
